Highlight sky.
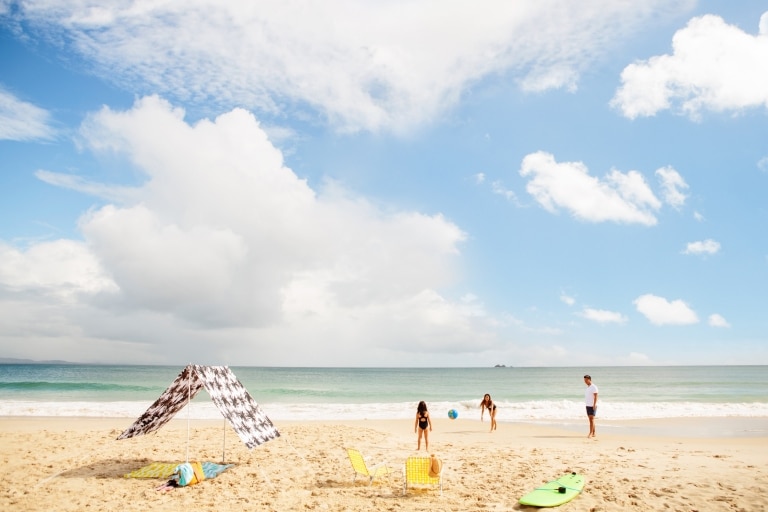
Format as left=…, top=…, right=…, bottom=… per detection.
left=0, top=1, right=767, bottom=367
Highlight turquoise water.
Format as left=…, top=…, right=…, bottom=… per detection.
left=1, top=364, right=767, bottom=422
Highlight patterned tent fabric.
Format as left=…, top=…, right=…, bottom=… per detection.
left=117, top=365, right=280, bottom=449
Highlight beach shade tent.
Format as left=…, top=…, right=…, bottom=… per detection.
left=117, top=365, right=279, bottom=460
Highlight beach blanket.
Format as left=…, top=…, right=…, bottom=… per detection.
left=125, top=461, right=234, bottom=480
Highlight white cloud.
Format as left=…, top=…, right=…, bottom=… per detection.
left=708, top=313, right=730, bottom=328
left=693, top=211, right=705, bottom=221
left=35, top=170, right=139, bottom=203
left=475, top=173, right=486, bottom=184
left=491, top=180, right=518, bottom=202
left=633, top=293, right=699, bottom=325
left=560, top=292, right=575, bottom=306
left=626, top=352, right=652, bottom=364
left=683, top=239, right=720, bottom=255
left=0, top=240, right=116, bottom=299
left=13, top=0, right=692, bottom=132
left=0, top=88, right=56, bottom=141
left=579, top=307, right=628, bottom=324
left=518, top=64, right=579, bottom=93
left=758, top=156, right=768, bottom=173
left=656, top=166, right=688, bottom=208
left=519, top=151, right=661, bottom=225
left=612, top=12, right=768, bottom=119
left=0, top=96, right=509, bottom=364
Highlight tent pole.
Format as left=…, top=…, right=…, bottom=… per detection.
left=222, top=417, right=227, bottom=463
left=186, top=366, right=191, bottom=462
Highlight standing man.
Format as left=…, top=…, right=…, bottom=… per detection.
left=583, top=374, right=598, bottom=438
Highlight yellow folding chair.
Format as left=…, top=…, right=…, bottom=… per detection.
left=346, top=448, right=393, bottom=485
left=403, top=455, right=443, bottom=495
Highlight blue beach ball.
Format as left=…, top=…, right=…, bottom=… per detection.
left=448, top=409, right=458, bottom=419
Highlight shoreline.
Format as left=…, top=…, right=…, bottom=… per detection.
left=2, top=414, right=767, bottom=438
left=519, top=416, right=768, bottom=438
left=3, top=416, right=767, bottom=511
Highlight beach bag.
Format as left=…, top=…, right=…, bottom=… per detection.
left=173, top=461, right=206, bottom=486
left=428, top=454, right=442, bottom=478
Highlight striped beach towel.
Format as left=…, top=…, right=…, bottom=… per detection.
left=125, top=461, right=234, bottom=480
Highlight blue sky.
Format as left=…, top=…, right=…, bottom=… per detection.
left=1, top=1, right=766, bottom=367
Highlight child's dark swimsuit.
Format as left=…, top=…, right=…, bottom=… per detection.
left=418, top=412, right=429, bottom=430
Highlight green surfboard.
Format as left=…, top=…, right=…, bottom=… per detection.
left=519, top=472, right=585, bottom=507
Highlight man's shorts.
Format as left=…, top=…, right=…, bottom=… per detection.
left=586, top=406, right=596, bottom=416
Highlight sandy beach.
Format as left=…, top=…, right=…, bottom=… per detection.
left=1, top=416, right=766, bottom=511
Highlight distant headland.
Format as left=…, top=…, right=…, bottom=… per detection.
left=0, top=357, right=75, bottom=364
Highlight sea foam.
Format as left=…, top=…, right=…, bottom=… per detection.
left=2, top=399, right=767, bottom=421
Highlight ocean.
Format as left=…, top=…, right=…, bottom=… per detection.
left=1, top=365, right=767, bottom=425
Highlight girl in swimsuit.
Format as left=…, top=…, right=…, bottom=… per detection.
left=414, top=401, right=432, bottom=450
left=480, top=393, right=497, bottom=432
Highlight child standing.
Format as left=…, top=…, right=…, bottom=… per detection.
left=414, top=401, right=432, bottom=450
left=480, top=393, right=497, bottom=432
